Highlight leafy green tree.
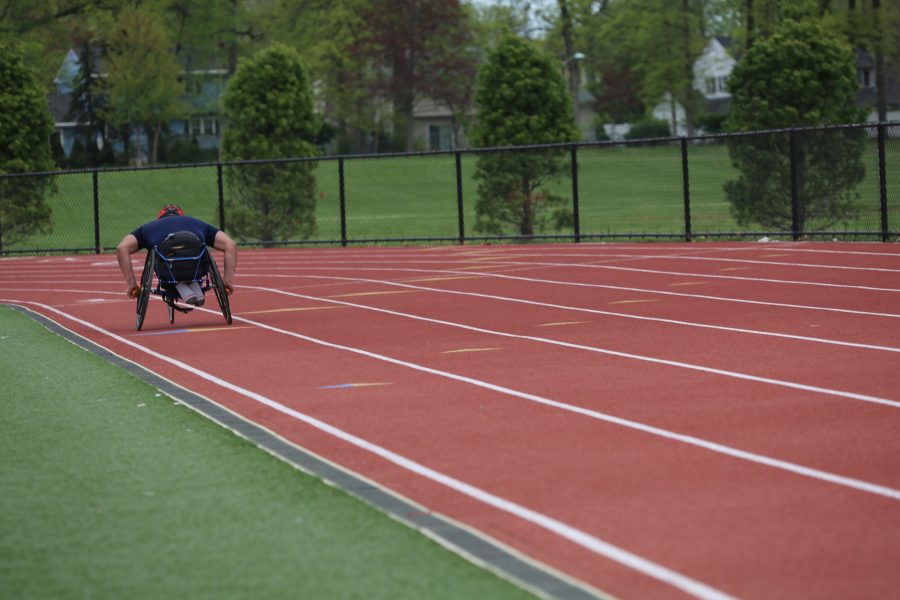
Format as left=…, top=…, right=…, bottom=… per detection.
left=723, top=19, right=867, bottom=234
left=104, top=6, right=185, bottom=164
left=221, top=43, right=320, bottom=243
left=470, top=35, right=578, bottom=236
left=594, top=0, right=706, bottom=134
left=347, top=0, right=477, bottom=150
left=0, top=42, right=55, bottom=250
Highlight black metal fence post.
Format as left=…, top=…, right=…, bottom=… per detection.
left=338, top=158, right=347, bottom=247
left=570, top=144, right=580, bottom=243
left=92, top=170, right=100, bottom=253
left=878, top=123, right=889, bottom=241
left=789, top=129, right=800, bottom=241
left=216, top=162, right=225, bottom=231
left=455, top=151, right=465, bottom=245
left=680, top=137, right=691, bottom=242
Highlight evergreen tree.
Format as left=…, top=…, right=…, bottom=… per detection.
left=0, top=42, right=55, bottom=250
left=221, top=43, right=320, bottom=243
left=470, top=36, right=578, bottom=236
left=724, top=19, right=866, bottom=234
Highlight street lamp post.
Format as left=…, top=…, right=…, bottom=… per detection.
left=562, top=52, right=586, bottom=136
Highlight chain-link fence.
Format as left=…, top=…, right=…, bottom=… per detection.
left=2, top=121, right=898, bottom=255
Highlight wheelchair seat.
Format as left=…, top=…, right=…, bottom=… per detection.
left=134, top=231, right=231, bottom=330
left=154, top=231, right=208, bottom=286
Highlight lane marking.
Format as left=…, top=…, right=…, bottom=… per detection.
left=402, top=276, right=480, bottom=283
left=240, top=306, right=343, bottom=315
left=607, top=299, right=658, bottom=305
left=327, top=290, right=417, bottom=299
left=668, top=282, right=707, bottom=287
left=246, top=284, right=900, bottom=410
left=251, top=274, right=900, bottom=353
left=536, top=321, right=590, bottom=327
left=133, top=326, right=250, bottom=336
left=441, top=347, right=503, bottom=354
left=3, top=299, right=737, bottom=600
left=319, top=382, right=391, bottom=389
left=250, top=267, right=900, bottom=319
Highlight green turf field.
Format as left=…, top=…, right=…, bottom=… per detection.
left=5, top=137, right=899, bottom=252
left=0, top=305, right=537, bottom=600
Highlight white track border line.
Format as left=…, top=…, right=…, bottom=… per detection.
left=243, top=284, right=900, bottom=410
left=514, top=253, right=900, bottom=273
left=237, top=259, right=900, bottom=293
left=242, top=267, right=900, bottom=319
left=252, top=274, right=900, bottom=354
left=1, top=299, right=735, bottom=600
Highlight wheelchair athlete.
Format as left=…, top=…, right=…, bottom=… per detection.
left=116, top=204, right=237, bottom=306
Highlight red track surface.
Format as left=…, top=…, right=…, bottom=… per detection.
left=3, top=241, right=899, bottom=599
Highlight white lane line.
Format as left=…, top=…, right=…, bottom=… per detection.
left=242, top=267, right=900, bottom=319
left=598, top=254, right=900, bottom=272
left=1, top=299, right=735, bottom=600
left=383, top=260, right=900, bottom=293
left=246, top=274, right=900, bottom=354
left=244, top=285, right=900, bottom=410
left=426, top=252, right=900, bottom=273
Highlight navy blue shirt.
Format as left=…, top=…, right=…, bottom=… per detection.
left=131, top=216, right=219, bottom=251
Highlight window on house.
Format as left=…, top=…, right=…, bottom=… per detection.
left=705, top=77, right=717, bottom=95
left=189, top=117, right=218, bottom=136
left=859, top=69, right=873, bottom=88
left=428, top=124, right=451, bottom=151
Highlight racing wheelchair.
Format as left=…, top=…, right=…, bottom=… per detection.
left=134, top=231, right=232, bottom=331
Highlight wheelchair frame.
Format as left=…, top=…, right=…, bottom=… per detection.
left=135, top=245, right=232, bottom=331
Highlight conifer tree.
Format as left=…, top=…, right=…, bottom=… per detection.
left=470, top=36, right=578, bottom=236
left=222, top=43, right=320, bottom=243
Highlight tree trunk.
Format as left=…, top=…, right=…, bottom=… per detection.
left=745, top=0, right=754, bottom=49
left=148, top=121, right=162, bottom=164
left=873, top=0, right=888, bottom=121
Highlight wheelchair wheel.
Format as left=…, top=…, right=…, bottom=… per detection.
left=135, top=251, right=155, bottom=331
left=208, top=255, right=232, bottom=325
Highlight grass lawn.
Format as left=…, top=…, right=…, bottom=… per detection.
left=0, top=305, right=537, bottom=600
left=5, top=137, right=899, bottom=253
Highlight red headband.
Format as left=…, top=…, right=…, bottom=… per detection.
left=157, top=204, right=185, bottom=219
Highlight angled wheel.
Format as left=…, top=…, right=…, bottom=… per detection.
left=208, top=255, right=232, bottom=325
left=136, top=251, right=155, bottom=331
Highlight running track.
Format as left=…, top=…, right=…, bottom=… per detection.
left=2, top=242, right=899, bottom=599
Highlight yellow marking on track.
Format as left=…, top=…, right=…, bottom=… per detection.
left=453, top=264, right=510, bottom=270
left=607, top=299, right=658, bottom=305
left=718, top=267, right=752, bottom=271
left=667, top=281, right=707, bottom=287
left=441, top=347, right=503, bottom=354
left=536, top=320, right=590, bottom=327
left=188, top=326, right=251, bottom=333
left=326, top=290, right=417, bottom=298
left=241, top=306, right=343, bottom=315
left=403, top=275, right=480, bottom=283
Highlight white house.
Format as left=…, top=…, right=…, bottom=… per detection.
left=651, top=36, right=736, bottom=137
